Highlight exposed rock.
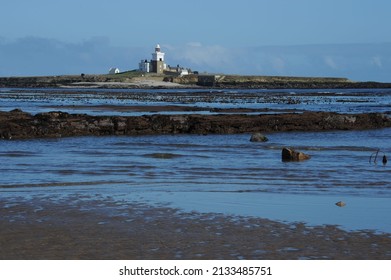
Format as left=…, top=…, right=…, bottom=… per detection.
left=250, top=132, right=269, bottom=142
left=335, top=201, right=346, bottom=207
left=1, top=110, right=391, bottom=140
left=144, top=153, right=182, bottom=159
left=282, top=147, right=311, bottom=162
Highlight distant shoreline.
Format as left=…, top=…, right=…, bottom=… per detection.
left=1, top=73, right=391, bottom=89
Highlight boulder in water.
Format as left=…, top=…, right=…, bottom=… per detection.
left=250, top=132, right=268, bottom=142
left=335, top=201, right=346, bottom=207
left=281, top=147, right=310, bottom=161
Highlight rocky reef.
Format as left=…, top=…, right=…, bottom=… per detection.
left=1, top=109, right=390, bottom=140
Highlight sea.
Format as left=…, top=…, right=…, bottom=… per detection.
left=1, top=88, right=391, bottom=233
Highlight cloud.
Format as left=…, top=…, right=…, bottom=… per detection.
left=324, top=56, right=339, bottom=69
left=236, top=43, right=391, bottom=81
left=370, top=56, right=383, bottom=68
left=168, top=42, right=235, bottom=73
left=186, top=42, right=203, bottom=48
left=0, top=36, right=143, bottom=76
left=271, top=57, right=286, bottom=72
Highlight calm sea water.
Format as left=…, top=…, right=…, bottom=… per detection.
left=1, top=88, right=391, bottom=232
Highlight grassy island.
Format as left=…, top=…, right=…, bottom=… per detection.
left=1, top=71, right=390, bottom=89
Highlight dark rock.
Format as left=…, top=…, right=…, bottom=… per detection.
left=335, top=201, right=346, bottom=207
left=10, top=109, right=23, bottom=113
left=250, top=132, right=268, bottom=142
left=282, top=147, right=311, bottom=162
left=1, top=110, right=391, bottom=140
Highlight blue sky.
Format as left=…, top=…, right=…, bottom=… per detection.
left=1, top=0, right=391, bottom=81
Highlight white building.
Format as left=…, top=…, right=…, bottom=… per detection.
left=165, top=65, right=190, bottom=77
left=139, top=60, right=150, bottom=73
left=179, top=68, right=189, bottom=76
left=109, top=67, right=120, bottom=74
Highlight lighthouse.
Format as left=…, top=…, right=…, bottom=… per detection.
left=151, top=44, right=166, bottom=74
left=139, top=44, right=167, bottom=74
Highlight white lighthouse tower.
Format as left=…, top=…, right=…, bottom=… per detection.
left=152, top=44, right=165, bottom=62
left=151, top=44, right=166, bottom=74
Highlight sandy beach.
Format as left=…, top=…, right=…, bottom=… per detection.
left=65, top=78, right=189, bottom=89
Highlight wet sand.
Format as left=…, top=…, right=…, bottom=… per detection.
left=1, top=195, right=390, bottom=260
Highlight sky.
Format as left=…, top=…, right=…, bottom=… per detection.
left=1, top=0, right=391, bottom=81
